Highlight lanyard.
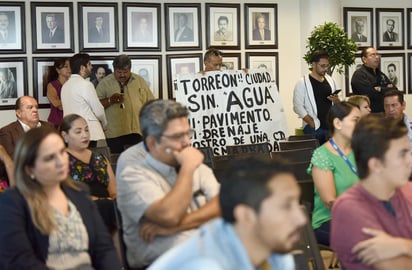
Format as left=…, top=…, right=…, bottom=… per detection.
left=329, top=139, right=358, bottom=175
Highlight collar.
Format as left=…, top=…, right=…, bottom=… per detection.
left=18, top=119, right=41, bottom=132
left=145, top=153, right=177, bottom=181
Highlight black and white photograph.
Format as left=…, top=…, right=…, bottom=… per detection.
left=32, top=57, right=54, bottom=108
left=0, top=2, right=25, bottom=53
left=245, top=3, right=278, bottom=49
left=123, top=3, right=160, bottom=51
left=130, top=55, right=162, bottom=99
left=165, top=3, right=201, bottom=50
left=222, top=53, right=241, bottom=70
left=31, top=2, right=73, bottom=53
left=408, top=53, right=412, bottom=93
left=380, top=53, right=405, bottom=92
left=90, top=57, right=114, bottom=89
left=345, top=54, right=363, bottom=95
left=376, top=8, right=404, bottom=50
left=78, top=3, right=118, bottom=52
left=344, top=8, right=373, bottom=49
left=407, top=8, right=412, bottom=49
left=206, top=3, right=240, bottom=49
left=246, top=52, right=279, bottom=87
left=166, top=54, right=202, bottom=99
left=0, top=57, right=27, bottom=110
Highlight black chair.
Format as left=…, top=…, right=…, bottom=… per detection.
left=270, top=148, right=313, bottom=163
left=279, top=139, right=319, bottom=151
left=292, top=205, right=325, bottom=270
left=226, top=142, right=271, bottom=155
left=288, top=134, right=316, bottom=141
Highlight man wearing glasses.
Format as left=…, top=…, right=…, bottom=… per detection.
left=293, top=50, right=340, bottom=145
left=116, top=99, right=220, bottom=269
left=351, top=47, right=396, bottom=113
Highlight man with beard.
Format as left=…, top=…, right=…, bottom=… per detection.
left=61, top=53, right=107, bottom=148
left=149, top=157, right=306, bottom=270
left=96, top=54, right=154, bottom=153
left=293, top=50, right=340, bottom=145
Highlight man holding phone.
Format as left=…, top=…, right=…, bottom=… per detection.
left=293, top=50, right=340, bottom=144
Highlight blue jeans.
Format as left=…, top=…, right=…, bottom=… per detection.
left=303, top=125, right=329, bottom=145
left=314, top=220, right=330, bottom=246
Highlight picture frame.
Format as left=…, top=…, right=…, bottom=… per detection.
left=165, top=3, right=201, bottom=51
left=246, top=52, right=279, bottom=87
left=31, top=2, right=74, bottom=53
left=380, top=53, right=405, bottom=92
left=344, top=54, right=362, bottom=95
left=130, top=55, right=163, bottom=99
left=90, top=56, right=115, bottom=89
left=407, top=8, right=412, bottom=49
left=206, top=3, right=240, bottom=50
left=376, top=8, right=404, bottom=50
left=408, top=53, right=412, bottom=94
left=0, top=57, right=27, bottom=110
left=0, top=2, right=26, bottom=54
left=166, top=53, right=202, bottom=99
left=78, top=2, right=119, bottom=52
left=245, top=3, right=278, bottom=49
left=123, top=2, right=161, bottom=51
left=33, top=57, right=55, bottom=108
left=343, top=7, right=373, bottom=49
left=222, top=53, right=241, bottom=71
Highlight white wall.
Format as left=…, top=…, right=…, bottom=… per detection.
left=1, top=0, right=411, bottom=136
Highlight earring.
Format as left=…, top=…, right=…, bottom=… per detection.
left=30, top=174, right=35, bottom=180
left=64, top=138, right=68, bottom=144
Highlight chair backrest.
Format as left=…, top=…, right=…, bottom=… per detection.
left=288, top=134, right=316, bottom=141
left=270, top=148, right=313, bottom=163
left=197, top=147, right=215, bottom=169
left=226, top=142, right=271, bottom=155
left=292, top=205, right=325, bottom=270
left=279, top=139, right=319, bottom=151
left=113, top=200, right=134, bottom=270
left=289, top=161, right=311, bottom=182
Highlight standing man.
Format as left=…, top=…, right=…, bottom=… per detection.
left=383, top=19, right=399, bottom=42
left=331, top=115, right=412, bottom=269
left=174, top=14, right=194, bottom=42
left=0, top=12, right=15, bottom=43
left=0, top=96, right=53, bottom=186
left=116, top=100, right=220, bottom=268
left=252, top=13, right=271, bottom=41
left=383, top=90, right=412, bottom=150
left=61, top=53, right=107, bottom=148
left=149, top=157, right=306, bottom=270
left=96, top=54, right=154, bottom=153
left=88, top=15, right=109, bottom=43
left=214, top=16, right=232, bottom=41
left=387, top=63, right=398, bottom=87
left=201, top=48, right=223, bottom=73
left=351, top=19, right=367, bottom=42
left=351, top=47, right=396, bottom=113
left=293, top=50, right=340, bottom=144
left=42, top=14, right=64, bottom=43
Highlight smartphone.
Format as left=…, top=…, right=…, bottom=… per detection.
left=332, top=89, right=341, bottom=95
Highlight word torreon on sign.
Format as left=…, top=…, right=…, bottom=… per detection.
left=175, top=69, right=288, bottom=156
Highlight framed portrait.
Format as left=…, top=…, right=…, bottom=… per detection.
left=130, top=55, right=162, bottom=99
left=165, top=3, right=201, bottom=51
left=246, top=52, right=279, bottom=87
left=407, top=9, right=412, bottom=49
left=90, top=56, right=114, bottom=89
left=0, top=2, right=26, bottom=54
left=206, top=3, right=240, bottom=50
left=33, top=57, right=55, bottom=108
left=245, top=3, right=278, bottom=49
left=0, top=57, right=27, bottom=110
left=344, top=54, right=362, bottom=95
left=166, top=54, right=202, bottom=99
left=343, top=7, right=373, bottom=49
left=380, top=53, right=405, bottom=92
left=222, top=53, right=241, bottom=71
left=31, top=2, right=74, bottom=53
left=78, top=2, right=118, bottom=52
left=376, top=8, right=404, bottom=50
left=123, top=2, right=161, bottom=51
left=408, top=53, right=412, bottom=94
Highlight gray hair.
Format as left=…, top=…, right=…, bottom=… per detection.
left=140, top=100, right=188, bottom=142
left=113, top=54, right=131, bottom=70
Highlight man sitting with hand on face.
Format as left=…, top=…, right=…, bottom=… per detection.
left=116, top=99, right=220, bottom=269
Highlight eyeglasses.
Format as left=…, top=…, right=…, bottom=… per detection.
left=162, top=129, right=195, bottom=141
left=317, top=63, right=330, bottom=69
left=367, top=53, right=380, bottom=58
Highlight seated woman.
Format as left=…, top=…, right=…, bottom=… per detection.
left=347, top=95, right=371, bottom=117
left=59, top=114, right=117, bottom=233
left=308, top=102, right=361, bottom=245
left=0, top=127, right=121, bottom=269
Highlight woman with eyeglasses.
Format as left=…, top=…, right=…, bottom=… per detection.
left=0, top=126, right=121, bottom=269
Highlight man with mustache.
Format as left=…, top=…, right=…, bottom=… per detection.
left=96, top=54, right=154, bottom=153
